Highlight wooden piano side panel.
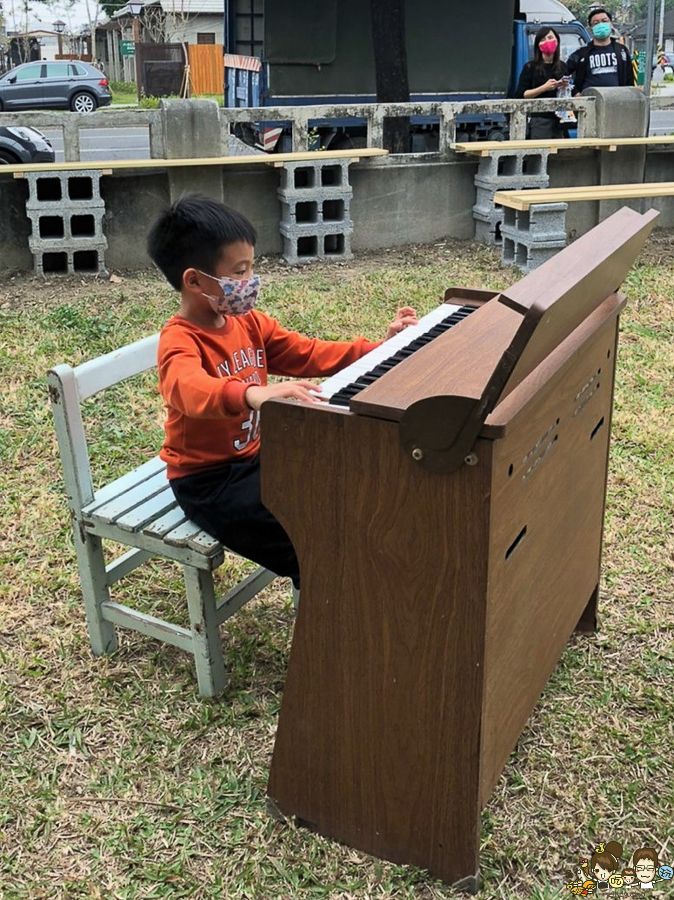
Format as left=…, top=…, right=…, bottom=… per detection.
left=478, top=313, right=620, bottom=806
left=261, top=401, right=492, bottom=887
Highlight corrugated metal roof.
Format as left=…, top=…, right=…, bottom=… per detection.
left=114, top=0, right=223, bottom=16
left=157, top=0, right=225, bottom=13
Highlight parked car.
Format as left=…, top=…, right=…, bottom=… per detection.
left=0, top=60, right=112, bottom=113
left=0, top=125, right=55, bottom=164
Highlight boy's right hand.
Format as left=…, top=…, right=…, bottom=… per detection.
left=245, top=381, right=326, bottom=410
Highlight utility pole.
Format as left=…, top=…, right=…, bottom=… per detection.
left=658, top=0, right=665, bottom=53
left=643, top=0, right=656, bottom=96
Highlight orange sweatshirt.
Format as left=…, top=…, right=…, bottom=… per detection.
left=158, top=311, right=381, bottom=479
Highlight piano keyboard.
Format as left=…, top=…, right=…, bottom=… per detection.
left=322, top=303, right=479, bottom=408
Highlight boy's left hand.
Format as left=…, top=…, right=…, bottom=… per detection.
left=385, top=306, right=418, bottom=340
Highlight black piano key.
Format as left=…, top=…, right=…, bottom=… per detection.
left=330, top=394, right=351, bottom=407
left=329, top=304, right=479, bottom=406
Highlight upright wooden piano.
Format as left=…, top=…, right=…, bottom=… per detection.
left=260, top=208, right=658, bottom=890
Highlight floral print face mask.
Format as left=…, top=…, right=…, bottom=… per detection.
left=197, top=270, right=261, bottom=316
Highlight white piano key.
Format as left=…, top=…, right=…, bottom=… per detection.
left=322, top=302, right=462, bottom=400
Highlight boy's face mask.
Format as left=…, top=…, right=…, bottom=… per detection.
left=197, top=270, right=261, bottom=316
left=592, top=22, right=612, bottom=39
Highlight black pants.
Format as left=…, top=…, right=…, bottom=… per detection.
left=170, top=456, right=300, bottom=588
left=527, top=113, right=568, bottom=140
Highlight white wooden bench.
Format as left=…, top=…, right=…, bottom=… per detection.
left=48, top=333, right=279, bottom=697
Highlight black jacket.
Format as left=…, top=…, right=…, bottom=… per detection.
left=515, top=60, right=568, bottom=99
left=566, top=39, right=634, bottom=93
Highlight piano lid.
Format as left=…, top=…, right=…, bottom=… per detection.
left=349, top=207, right=659, bottom=473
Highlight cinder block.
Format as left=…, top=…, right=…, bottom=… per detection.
left=281, top=229, right=353, bottom=265
left=473, top=207, right=504, bottom=245
left=473, top=176, right=549, bottom=213
left=31, top=241, right=108, bottom=276
left=22, top=168, right=108, bottom=276
left=28, top=207, right=106, bottom=242
left=279, top=159, right=353, bottom=194
left=476, top=150, right=552, bottom=181
left=501, top=202, right=568, bottom=244
left=24, top=170, right=106, bottom=210
left=501, top=236, right=566, bottom=273
left=280, top=194, right=352, bottom=227
left=277, top=157, right=356, bottom=264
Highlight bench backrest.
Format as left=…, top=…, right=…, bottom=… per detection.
left=47, top=334, right=159, bottom=514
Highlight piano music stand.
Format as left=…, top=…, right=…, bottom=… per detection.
left=260, top=208, right=659, bottom=891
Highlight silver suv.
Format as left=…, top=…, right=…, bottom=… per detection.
left=0, top=60, right=112, bottom=113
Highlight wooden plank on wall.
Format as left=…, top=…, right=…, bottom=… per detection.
left=188, top=43, right=223, bottom=95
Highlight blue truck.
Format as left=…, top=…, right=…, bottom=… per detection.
left=223, top=0, right=591, bottom=150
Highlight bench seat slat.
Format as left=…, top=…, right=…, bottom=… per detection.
left=87, top=470, right=169, bottom=524
left=114, top=486, right=179, bottom=532
left=84, top=456, right=166, bottom=513
left=84, top=517, right=224, bottom=568
left=494, top=181, right=674, bottom=211
left=142, top=506, right=188, bottom=538
left=453, top=136, right=674, bottom=153
left=164, top=519, right=220, bottom=551
left=188, top=531, right=226, bottom=554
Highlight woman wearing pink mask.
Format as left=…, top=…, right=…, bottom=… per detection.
left=515, top=26, right=569, bottom=139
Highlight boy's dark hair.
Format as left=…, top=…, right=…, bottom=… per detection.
left=588, top=7, right=612, bottom=24
left=147, top=193, right=257, bottom=290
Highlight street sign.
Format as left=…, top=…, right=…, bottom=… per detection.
left=120, top=40, right=135, bottom=57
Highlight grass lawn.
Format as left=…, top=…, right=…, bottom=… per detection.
left=109, top=81, right=223, bottom=107
left=0, top=236, right=672, bottom=899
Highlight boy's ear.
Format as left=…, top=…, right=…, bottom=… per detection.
left=182, top=267, right=202, bottom=294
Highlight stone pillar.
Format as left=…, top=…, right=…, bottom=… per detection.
left=160, top=99, right=224, bottom=203
left=581, top=87, right=649, bottom=218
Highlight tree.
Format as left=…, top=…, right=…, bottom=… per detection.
left=369, top=0, right=410, bottom=153
left=565, top=0, right=674, bottom=27
left=99, top=0, right=124, bottom=18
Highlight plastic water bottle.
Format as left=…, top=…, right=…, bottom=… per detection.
left=556, top=77, right=576, bottom=124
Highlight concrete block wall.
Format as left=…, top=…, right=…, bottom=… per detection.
left=0, top=92, right=671, bottom=274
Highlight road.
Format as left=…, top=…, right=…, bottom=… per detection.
left=649, top=109, right=674, bottom=135
left=41, top=108, right=674, bottom=162
left=42, top=125, right=150, bottom=162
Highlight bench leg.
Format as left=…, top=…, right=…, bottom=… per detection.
left=73, top=528, right=118, bottom=655
left=184, top=566, right=227, bottom=697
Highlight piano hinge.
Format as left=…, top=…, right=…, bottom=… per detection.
left=400, top=395, right=482, bottom=474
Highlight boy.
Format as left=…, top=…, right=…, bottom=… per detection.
left=147, top=193, right=417, bottom=588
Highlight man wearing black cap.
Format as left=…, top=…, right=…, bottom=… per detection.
left=567, top=8, right=634, bottom=93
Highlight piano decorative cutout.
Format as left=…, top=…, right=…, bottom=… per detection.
left=260, top=207, right=659, bottom=891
